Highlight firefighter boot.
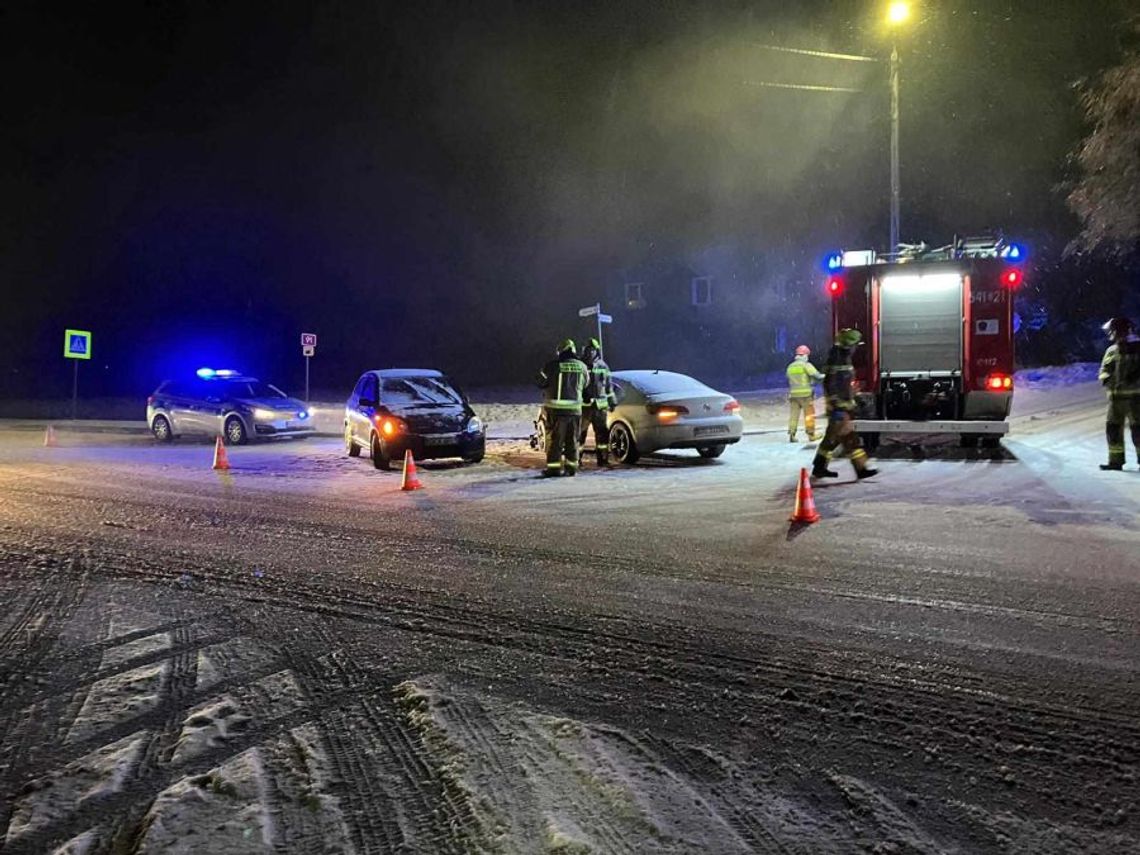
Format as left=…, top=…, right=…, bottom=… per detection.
left=811, top=454, right=838, bottom=479
left=1100, top=463, right=1124, bottom=471
left=789, top=434, right=797, bottom=443
left=856, top=467, right=879, bottom=480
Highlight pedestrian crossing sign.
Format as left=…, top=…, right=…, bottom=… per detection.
left=64, top=329, right=92, bottom=360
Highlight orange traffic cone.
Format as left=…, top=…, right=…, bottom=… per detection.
left=789, top=467, right=821, bottom=524
left=212, top=435, right=231, bottom=471
left=400, top=449, right=423, bottom=491
left=44, top=425, right=58, bottom=448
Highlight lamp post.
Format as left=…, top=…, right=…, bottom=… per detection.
left=886, top=2, right=910, bottom=254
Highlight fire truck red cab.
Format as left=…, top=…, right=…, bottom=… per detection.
left=825, top=237, right=1025, bottom=449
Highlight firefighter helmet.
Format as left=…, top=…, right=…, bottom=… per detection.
left=795, top=345, right=811, bottom=357
left=587, top=338, right=601, bottom=350
left=835, top=328, right=863, bottom=347
left=1103, top=317, right=1134, bottom=341
left=558, top=338, right=577, bottom=354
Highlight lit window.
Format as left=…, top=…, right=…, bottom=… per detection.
left=691, top=276, right=712, bottom=306
left=625, top=282, right=645, bottom=309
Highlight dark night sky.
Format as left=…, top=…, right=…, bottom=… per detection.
left=1, top=1, right=1135, bottom=397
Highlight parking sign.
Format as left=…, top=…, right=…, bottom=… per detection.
left=301, top=333, right=317, bottom=347
left=64, top=329, right=92, bottom=360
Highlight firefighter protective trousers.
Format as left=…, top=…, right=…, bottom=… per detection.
left=545, top=409, right=581, bottom=473
left=817, top=408, right=870, bottom=472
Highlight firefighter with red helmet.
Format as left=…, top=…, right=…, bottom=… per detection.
left=1098, top=316, right=1140, bottom=471
left=812, top=328, right=878, bottom=480
left=786, top=344, right=824, bottom=442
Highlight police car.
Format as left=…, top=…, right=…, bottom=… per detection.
left=147, top=369, right=315, bottom=444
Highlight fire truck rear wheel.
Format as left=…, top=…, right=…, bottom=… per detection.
left=861, top=433, right=880, bottom=454
left=960, top=434, right=980, bottom=449
left=980, top=436, right=1001, bottom=450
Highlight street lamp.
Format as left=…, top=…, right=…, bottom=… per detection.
left=886, top=2, right=911, bottom=254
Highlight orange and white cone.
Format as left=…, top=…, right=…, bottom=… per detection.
left=789, top=467, right=821, bottom=524
left=212, top=435, right=231, bottom=471
left=44, top=425, right=58, bottom=448
left=400, top=449, right=423, bottom=491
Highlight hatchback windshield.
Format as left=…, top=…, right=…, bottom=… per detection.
left=381, top=376, right=463, bottom=406
left=219, top=381, right=288, bottom=399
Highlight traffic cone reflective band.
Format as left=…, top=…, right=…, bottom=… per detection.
left=212, top=435, right=231, bottom=471
left=789, top=467, right=821, bottom=524
left=44, top=425, right=58, bottom=447
left=400, top=449, right=423, bottom=491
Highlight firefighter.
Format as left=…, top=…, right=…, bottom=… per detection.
left=579, top=338, right=617, bottom=465
left=536, top=338, right=587, bottom=476
left=811, top=328, right=878, bottom=480
left=1098, top=316, right=1140, bottom=471
left=786, top=344, right=824, bottom=442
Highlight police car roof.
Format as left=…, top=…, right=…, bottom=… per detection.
left=369, top=369, right=445, bottom=379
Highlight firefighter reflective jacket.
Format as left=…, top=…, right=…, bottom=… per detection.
left=823, top=344, right=857, bottom=411
left=1099, top=338, right=1140, bottom=398
left=537, top=351, right=587, bottom=413
left=583, top=354, right=617, bottom=410
left=786, top=356, right=824, bottom=399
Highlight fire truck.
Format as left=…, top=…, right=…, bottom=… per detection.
left=823, top=236, right=1025, bottom=450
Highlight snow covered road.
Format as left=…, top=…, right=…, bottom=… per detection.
left=0, top=379, right=1137, bottom=853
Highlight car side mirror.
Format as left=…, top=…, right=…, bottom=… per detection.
left=359, top=397, right=376, bottom=408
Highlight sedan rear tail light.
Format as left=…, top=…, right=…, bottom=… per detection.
left=983, top=373, right=1013, bottom=391
left=723, top=400, right=741, bottom=413
left=647, top=404, right=689, bottom=420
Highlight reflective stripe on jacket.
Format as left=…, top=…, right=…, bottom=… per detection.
left=537, top=354, right=587, bottom=412
left=583, top=356, right=617, bottom=410
left=1100, top=339, right=1140, bottom=398
left=823, top=344, right=857, bottom=411
left=786, top=357, right=824, bottom=398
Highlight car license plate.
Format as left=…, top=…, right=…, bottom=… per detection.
left=694, top=425, right=729, bottom=437
left=424, top=434, right=457, bottom=446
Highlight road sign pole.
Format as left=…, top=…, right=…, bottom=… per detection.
left=305, top=356, right=310, bottom=404
left=72, top=360, right=78, bottom=421
left=596, top=315, right=603, bottom=356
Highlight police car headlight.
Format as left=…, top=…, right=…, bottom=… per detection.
left=465, top=416, right=484, bottom=435
left=252, top=408, right=274, bottom=420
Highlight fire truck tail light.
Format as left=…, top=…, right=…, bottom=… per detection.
left=1001, top=269, right=1023, bottom=288
left=827, top=277, right=843, bottom=296
left=984, top=374, right=1013, bottom=391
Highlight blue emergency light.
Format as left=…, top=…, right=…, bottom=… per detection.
left=196, top=367, right=215, bottom=378
left=823, top=252, right=844, bottom=272
left=1000, top=243, right=1026, bottom=263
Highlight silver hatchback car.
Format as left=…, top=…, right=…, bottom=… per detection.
left=147, top=369, right=315, bottom=444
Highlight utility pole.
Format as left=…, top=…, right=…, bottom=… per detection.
left=889, top=44, right=901, bottom=254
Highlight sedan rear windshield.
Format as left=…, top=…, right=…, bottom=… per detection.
left=382, top=377, right=463, bottom=406
left=625, top=373, right=710, bottom=396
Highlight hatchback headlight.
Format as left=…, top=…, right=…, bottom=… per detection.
left=465, top=416, right=484, bottom=434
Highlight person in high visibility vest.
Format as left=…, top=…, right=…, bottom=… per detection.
left=1098, top=316, right=1140, bottom=471
left=536, top=339, right=587, bottom=476
left=811, top=328, right=878, bottom=480
left=786, top=344, right=824, bottom=442
left=579, top=338, right=617, bottom=465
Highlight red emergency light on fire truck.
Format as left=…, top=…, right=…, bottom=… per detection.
left=822, top=235, right=1026, bottom=450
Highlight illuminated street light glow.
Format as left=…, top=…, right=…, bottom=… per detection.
left=887, top=2, right=911, bottom=25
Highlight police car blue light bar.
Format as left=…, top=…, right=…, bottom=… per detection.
left=196, top=367, right=215, bottom=378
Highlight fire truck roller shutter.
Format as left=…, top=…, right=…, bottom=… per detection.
left=879, top=273, right=964, bottom=374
